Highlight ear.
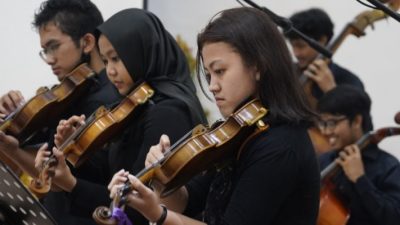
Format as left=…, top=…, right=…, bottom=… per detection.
left=318, top=36, right=328, bottom=46
left=352, top=114, right=363, bottom=129
left=255, top=71, right=260, bottom=81
left=252, top=66, right=260, bottom=81
left=81, top=33, right=96, bottom=54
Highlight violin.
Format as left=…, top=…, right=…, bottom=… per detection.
left=92, top=99, right=268, bottom=225
left=29, top=82, right=154, bottom=198
left=318, top=126, right=400, bottom=225
left=303, top=1, right=400, bottom=155
left=0, top=63, right=95, bottom=145
left=0, top=63, right=94, bottom=181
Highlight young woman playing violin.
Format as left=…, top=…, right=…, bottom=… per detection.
left=34, top=8, right=206, bottom=225
left=108, top=7, right=320, bottom=225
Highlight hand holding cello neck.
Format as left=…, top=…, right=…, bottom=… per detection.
left=321, top=126, right=400, bottom=180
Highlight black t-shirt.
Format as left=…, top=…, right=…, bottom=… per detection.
left=185, top=122, right=320, bottom=225
left=68, top=97, right=203, bottom=225
left=319, top=144, right=400, bottom=225
left=311, top=62, right=364, bottom=100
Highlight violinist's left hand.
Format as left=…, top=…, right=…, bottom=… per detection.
left=304, top=59, right=336, bottom=93
left=109, top=173, right=163, bottom=222
left=54, top=115, right=86, bottom=148
left=35, top=145, right=76, bottom=192
left=336, top=144, right=365, bottom=183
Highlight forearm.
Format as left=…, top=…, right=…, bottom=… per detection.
left=158, top=186, right=188, bottom=213
left=5, top=147, right=38, bottom=177
left=163, top=210, right=206, bottom=225
left=68, top=178, right=110, bottom=217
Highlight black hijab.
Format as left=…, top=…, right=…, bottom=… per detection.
left=97, top=8, right=206, bottom=124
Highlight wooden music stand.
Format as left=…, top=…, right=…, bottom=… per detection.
left=0, top=160, right=57, bottom=225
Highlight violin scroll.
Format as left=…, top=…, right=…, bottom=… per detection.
left=92, top=206, right=117, bottom=225
left=28, top=157, right=58, bottom=198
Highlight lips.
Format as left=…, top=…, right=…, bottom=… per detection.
left=113, top=81, right=124, bottom=89
left=214, top=97, right=224, bottom=106
left=52, top=67, right=61, bottom=75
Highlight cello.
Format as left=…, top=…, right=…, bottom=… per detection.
left=304, top=1, right=400, bottom=154
left=92, top=99, right=268, bottom=225
left=29, top=82, right=154, bottom=198
left=318, top=126, right=400, bottom=225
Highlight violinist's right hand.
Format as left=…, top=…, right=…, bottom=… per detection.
left=54, top=115, right=85, bottom=147
left=0, top=90, right=25, bottom=116
left=145, top=134, right=171, bottom=168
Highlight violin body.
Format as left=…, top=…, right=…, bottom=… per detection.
left=65, top=82, right=154, bottom=167
left=0, top=63, right=95, bottom=144
left=29, top=82, right=154, bottom=197
left=151, top=100, right=268, bottom=196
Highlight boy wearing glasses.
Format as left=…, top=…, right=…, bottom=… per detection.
left=317, top=85, right=400, bottom=225
left=0, top=0, right=119, bottom=224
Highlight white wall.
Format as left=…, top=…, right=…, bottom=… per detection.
left=148, top=0, right=400, bottom=159
left=1, top=0, right=399, bottom=158
left=0, top=0, right=143, bottom=97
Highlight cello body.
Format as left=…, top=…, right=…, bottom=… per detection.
left=318, top=181, right=349, bottom=225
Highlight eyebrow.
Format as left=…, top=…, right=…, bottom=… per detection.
left=207, top=59, right=222, bottom=70
left=42, top=39, right=58, bottom=48
left=101, top=48, right=117, bottom=57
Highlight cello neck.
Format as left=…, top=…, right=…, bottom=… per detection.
left=321, top=127, right=400, bottom=179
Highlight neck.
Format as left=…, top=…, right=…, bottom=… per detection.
left=88, top=49, right=105, bottom=74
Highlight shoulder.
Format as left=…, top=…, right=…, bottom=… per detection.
left=241, top=123, right=315, bottom=163
left=144, top=97, right=190, bottom=120
left=86, top=70, right=121, bottom=105
left=374, top=148, right=400, bottom=169
left=329, top=63, right=364, bottom=89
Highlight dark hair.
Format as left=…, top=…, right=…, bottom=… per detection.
left=317, top=85, right=373, bottom=132
left=285, top=8, right=334, bottom=43
left=32, top=0, right=103, bottom=46
left=196, top=7, right=314, bottom=123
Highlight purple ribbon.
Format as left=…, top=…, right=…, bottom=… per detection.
left=112, top=207, right=133, bottom=225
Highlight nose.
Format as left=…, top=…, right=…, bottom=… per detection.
left=44, top=55, right=56, bottom=65
left=106, top=65, right=117, bottom=77
left=208, top=75, right=220, bottom=94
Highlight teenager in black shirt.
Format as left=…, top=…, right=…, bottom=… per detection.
left=108, top=7, right=320, bottom=225
left=317, top=85, right=400, bottom=225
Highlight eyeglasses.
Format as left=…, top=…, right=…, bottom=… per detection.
left=39, top=42, right=62, bottom=62
left=316, top=116, right=347, bottom=131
